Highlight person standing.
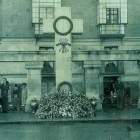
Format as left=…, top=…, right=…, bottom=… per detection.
left=114, top=77, right=124, bottom=109
left=124, top=82, right=131, bottom=109
left=18, top=84, right=22, bottom=109
left=21, top=83, right=27, bottom=106
left=0, top=78, right=9, bottom=113
left=13, top=84, right=21, bottom=111
left=6, top=81, right=12, bottom=104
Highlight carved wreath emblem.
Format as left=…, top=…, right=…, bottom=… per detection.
left=56, top=38, right=71, bottom=53
left=53, top=16, right=73, bottom=36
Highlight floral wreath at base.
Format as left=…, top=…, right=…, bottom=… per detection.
left=35, top=81, right=97, bottom=119
left=35, top=94, right=97, bottom=119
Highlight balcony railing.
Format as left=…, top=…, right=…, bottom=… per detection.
left=100, top=25, right=125, bottom=38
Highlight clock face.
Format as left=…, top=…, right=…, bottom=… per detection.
left=53, top=16, right=73, bottom=36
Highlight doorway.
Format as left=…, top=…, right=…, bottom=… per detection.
left=42, top=77, right=56, bottom=94
left=103, top=76, right=119, bottom=108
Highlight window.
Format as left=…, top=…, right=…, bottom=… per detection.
left=32, top=0, right=61, bottom=35
left=97, top=0, right=127, bottom=25
left=39, top=7, right=54, bottom=23
left=106, top=8, right=118, bottom=24
left=39, top=47, right=54, bottom=51
left=42, top=62, right=55, bottom=73
left=104, top=46, right=118, bottom=51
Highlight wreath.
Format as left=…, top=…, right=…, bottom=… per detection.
left=53, top=16, right=73, bottom=36
left=57, top=81, right=73, bottom=95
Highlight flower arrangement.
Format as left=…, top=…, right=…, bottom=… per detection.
left=35, top=90, right=95, bottom=119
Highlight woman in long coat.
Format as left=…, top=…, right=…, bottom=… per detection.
left=0, top=78, right=9, bottom=113
left=114, top=77, right=124, bottom=109
left=21, top=83, right=27, bottom=105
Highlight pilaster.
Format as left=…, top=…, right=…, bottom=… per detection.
left=25, top=61, right=44, bottom=112
left=83, top=61, right=102, bottom=110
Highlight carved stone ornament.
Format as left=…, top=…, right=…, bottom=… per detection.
left=53, top=16, right=73, bottom=36
left=56, top=38, right=71, bottom=53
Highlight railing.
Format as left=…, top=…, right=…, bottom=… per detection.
left=100, top=24, right=125, bottom=37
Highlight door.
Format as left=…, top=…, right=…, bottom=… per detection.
left=103, top=76, right=118, bottom=107
left=42, top=77, right=56, bottom=94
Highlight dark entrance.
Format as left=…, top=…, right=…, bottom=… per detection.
left=42, top=77, right=56, bottom=94
left=103, top=76, right=119, bottom=108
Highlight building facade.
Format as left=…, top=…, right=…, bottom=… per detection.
left=0, top=0, right=140, bottom=111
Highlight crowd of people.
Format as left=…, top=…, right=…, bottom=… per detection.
left=0, top=77, right=132, bottom=113
left=0, top=78, right=27, bottom=113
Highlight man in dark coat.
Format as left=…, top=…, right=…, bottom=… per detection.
left=0, top=78, right=9, bottom=113
left=114, top=77, right=124, bottom=109
left=124, top=82, right=131, bottom=109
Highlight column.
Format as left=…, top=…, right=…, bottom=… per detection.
left=83, top=61, right=102, bottom=110
left=54, top=8, right=72, bottom=89
left=137, top=61, right=140, bottom=109
left=25, top=61, right=44, bottom=112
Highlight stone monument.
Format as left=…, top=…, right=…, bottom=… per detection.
left=43, top=7, right=83, bottom=89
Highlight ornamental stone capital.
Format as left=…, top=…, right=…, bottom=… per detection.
left=83, top=61, right=101, bottom=69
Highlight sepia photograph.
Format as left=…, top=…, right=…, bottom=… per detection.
left=0, top=0, right=140, bottom=140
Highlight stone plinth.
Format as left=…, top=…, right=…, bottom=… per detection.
left=84, top=61, right=102, bottom=110
left=25, top=61, right=44, bottom=112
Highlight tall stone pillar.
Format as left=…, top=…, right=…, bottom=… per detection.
left=83, top=61, right=102, bottom=110
left=25, top=61, right=44, bottom=112
left=137, top=61, right=140, bottom=109
left=43, top=7, right=83, bottom=90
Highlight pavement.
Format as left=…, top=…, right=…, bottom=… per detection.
left=0, top=122, right=135, bottom=140
left=0, top=108, right=140, bottom=124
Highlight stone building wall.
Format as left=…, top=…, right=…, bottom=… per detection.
left=1, top=0, right=34, bottom=38
left=125, top=0, right=140, bottom=37
left=1, top=0, right=140, bottom=38
left=0, top=0, right=2, bottom=38
left=0, top=0, right=139, bottom=102
left=123, top=61, right=139, bottom=101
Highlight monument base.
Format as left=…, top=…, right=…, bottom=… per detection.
left=35, top=93, right=96, bottom=119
